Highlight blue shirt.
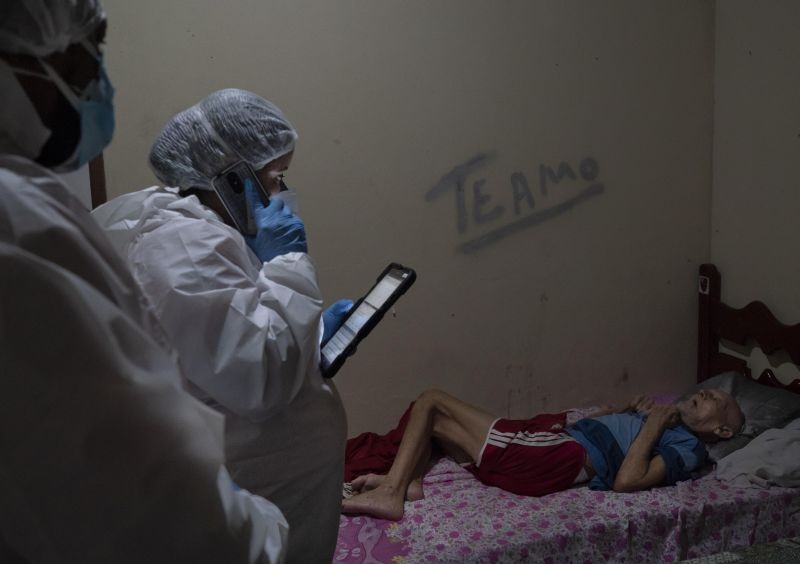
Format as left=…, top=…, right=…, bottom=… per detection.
left=566, top=413, right=707, bottom=490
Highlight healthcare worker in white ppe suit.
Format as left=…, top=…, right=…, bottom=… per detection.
left=0, top=2, right=289, bottom=562
left=92, top=89, right=349, bottom=564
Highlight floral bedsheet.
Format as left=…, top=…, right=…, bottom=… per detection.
left=335, top=457, right=800, bottom=563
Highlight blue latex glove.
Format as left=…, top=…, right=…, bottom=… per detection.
left=244, top=178, right=307, bottom=262
left=321, top=299, right=354, bottom=346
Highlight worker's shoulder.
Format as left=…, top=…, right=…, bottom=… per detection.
left=0, top=155, right=75, bottom=211
left=127, top=201, right=257, bottom=277
left=0, top=159, right=106, bottom=258
left=133, top=205, right=241, bottom=250
left=0, top=154, right=53, bottom=182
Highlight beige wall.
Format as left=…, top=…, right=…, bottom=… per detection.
left=102, top=0, right=715, bottom=435
left=712, top=0, right=800, bottom=326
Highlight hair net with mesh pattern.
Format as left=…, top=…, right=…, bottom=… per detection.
left=0, top=0, right=105, bottom=57
left=148, top=89, right=297, bottom=191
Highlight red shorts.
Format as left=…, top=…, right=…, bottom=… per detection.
left=467, top=412, right=586, bottom=497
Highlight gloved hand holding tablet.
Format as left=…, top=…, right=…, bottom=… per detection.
left=320, top=263, right=416, bottom=378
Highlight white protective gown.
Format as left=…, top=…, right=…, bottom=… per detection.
left=92, top=186, right=347, bottom=564
left=0, top=155, right=288, bottom=564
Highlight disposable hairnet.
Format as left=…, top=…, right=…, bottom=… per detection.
left=149, top=89, right=298, bottom=191
left=0, top=0, right=105, bottom=57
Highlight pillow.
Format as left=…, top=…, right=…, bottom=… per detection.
left=678, top=372, right=800, bottom=461
left=715, top=417, right=800, bottom=488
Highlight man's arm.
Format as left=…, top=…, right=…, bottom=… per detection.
left=613, top=405, right=679, bottom=493
left=583, top=395, right=655, bottom=419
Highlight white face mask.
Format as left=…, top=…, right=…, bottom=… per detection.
left=0, top=59, right=53, bottom=160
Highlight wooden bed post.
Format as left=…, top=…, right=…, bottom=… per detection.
left=698, top=263, right=721, bottom=383
left=89, top=152, right=107, bottom=209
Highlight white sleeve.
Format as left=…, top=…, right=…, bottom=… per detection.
left=127, top=217, right=324, bottom=420
left=218, top=468, right=290, bottom=564
left=0, top=246, right=287, bottom=563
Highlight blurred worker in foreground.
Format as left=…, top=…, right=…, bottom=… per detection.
left=0, top=2, right=288, bottom=561
left=93, top=88, right=348, bottom=563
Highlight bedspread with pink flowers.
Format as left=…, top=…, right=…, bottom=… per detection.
left=335, top=457, right=800, bottom=563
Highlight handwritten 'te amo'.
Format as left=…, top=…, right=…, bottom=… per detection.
left=424, top=153, right=605, bottom=254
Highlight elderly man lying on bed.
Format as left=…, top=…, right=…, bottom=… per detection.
left=342, top=388, right=744, bottom=520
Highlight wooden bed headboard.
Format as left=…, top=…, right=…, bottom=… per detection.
left=698, top=263, right=800, bottom=394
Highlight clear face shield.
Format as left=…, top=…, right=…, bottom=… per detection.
left=38, top=38, right=115, bottom=171
left=0, top=59, right=53, bottom=160
left=1, top=37, right=115, bottom=173
left=268, top=175, right=298, bottom=214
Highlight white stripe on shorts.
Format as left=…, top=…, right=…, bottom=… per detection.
left=478, top=420, right=577, bottom=465
left=509, top=435, right=576, bottom=448
left=477, top=418, right=502, bottom=464
left=488, top=429, right=572, bottom=446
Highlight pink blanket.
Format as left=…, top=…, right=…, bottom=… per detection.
left=336, top=457, right=800, bottom=563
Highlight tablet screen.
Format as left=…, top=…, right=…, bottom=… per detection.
left=321, top=268, right=410, bottom=364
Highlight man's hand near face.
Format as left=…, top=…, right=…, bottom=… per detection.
left=621, top=395, right=655, bottom=415
left=613, top=404, right=680, bottom=493
left=589, top=395, right=656, bottom=418
left=645, top=404, right=681, bottom=428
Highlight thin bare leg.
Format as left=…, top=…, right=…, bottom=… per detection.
left=341, top=399, right=434, bottom=519
left=341, top=389, right=493, bottom=520
left=350, top=435, right=431, bottom=502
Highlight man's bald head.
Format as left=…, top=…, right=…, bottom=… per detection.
left=676, top=388, right=743, bottom=442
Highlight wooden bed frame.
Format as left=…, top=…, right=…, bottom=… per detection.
left=698, top=262, right=800, bottom=393
left=89, top=153, right=107, bottom=209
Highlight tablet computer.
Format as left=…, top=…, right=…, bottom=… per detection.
left=321, top=263, right=416, bottom=378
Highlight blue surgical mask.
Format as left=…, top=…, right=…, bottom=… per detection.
left=38, top=44, right=115, bottom=172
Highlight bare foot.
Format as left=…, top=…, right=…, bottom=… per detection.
left=351, top=473, right=424, bottom=501
left=406, top=478, right=424, bottom=501
left=351, top=473, right=385, bottom=493
left=341, top=484, right=406, bottom=521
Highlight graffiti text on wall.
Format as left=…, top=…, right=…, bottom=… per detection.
left=425, top=153, right=605, bottom=254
